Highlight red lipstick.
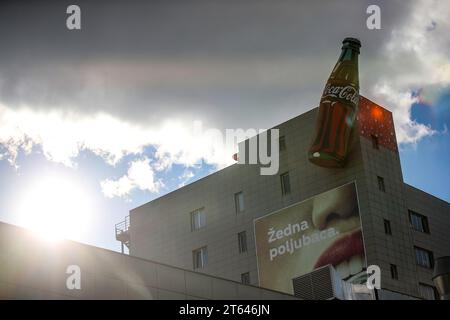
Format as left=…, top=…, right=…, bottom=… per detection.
left=314, top=230, right=364, bottom=269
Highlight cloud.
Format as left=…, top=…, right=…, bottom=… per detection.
left=366, top=0, right=450, bottom=144
left=372, top=84, right=436, bottom=144
left=0, top=103, right=149, bottom=167
left=178, top=170, right=195, bottom=188
left=100, top=158, right=163, bottom=198
left=0, top=0, right=409, bottom=132
left=0, top=102, right=237, bottom=170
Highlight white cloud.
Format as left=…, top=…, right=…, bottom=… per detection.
left=100, top=158, right=163, bottom=198
left=372, top=83, right=436, bottom=144
left=0, top=105, right=147, bottom=167
left=178, top=170, right=195, bottom=188
left=369, top=0, right=450, bottom=144
left=0, top=103, right=238, bottom=198
left=0, top=103, right=237, bottom=170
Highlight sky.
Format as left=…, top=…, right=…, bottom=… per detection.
left=0, top=0, right=448, bottom=252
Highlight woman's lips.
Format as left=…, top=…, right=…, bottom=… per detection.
left=314, top=230, right=364, bottom=269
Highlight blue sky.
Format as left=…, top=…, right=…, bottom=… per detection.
left=0, top=0, right=449, bottom=251
left=401, top=92, right=450, bottom=201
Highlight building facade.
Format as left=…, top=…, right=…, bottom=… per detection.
left=123, top=96, right=450, bottom=299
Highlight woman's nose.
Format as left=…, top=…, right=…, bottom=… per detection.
left=311, top=185, right=357, bottom=230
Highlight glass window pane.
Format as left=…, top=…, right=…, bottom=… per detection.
left=191, top=208, right=206, bottom=231
left=409, top=211, right=430, bottom=234
left=411, top=214, right=423, bottom=232
left=193, top=247, right=207, bottom=269
left=239, top=193, right=244, bottom=212
left=238, top=231, right=247, bottom=253
left=201, top=247, right=207, bottom=267
left=377, top=176, right=385, bottom=192
left=415, top=247, right=432, bottom=268
left=241, top=272, right=250, bottom=285
left=281, top=173, right=291, bottom=195
left=235, top=192, right=245, bottom=213
left=199, top=210, right=206, bottom=227
left=195, top=213, right=200, bottom=229
left=194, top=250, right=200, bottom=268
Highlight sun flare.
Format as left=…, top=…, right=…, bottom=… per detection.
left=16, top=175, right=93, bottom=242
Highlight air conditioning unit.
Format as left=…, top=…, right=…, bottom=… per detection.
left=292, top=265, right=375, bottom=300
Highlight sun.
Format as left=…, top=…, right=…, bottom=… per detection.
left=16, top=175, right=93, bottom=242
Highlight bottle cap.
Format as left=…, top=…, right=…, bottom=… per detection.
left=342, top=37, right=361, bottom=53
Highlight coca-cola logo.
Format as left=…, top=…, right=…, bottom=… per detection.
left=323, top=84, right=359, bottom=105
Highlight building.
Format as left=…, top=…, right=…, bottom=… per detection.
left=0, top=221, right=296, bottom=300
left=118, top=96, right=450, bottom=300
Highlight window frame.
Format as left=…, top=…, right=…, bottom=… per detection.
left=377, top=176, right=386, bottom=192
left=238, top=231, right=248, bottom=254
left=279, top=135, right=286, bottom=152
left=414, top=246, right=434, bottom=269
left=390, top=264, right=398, bottom=280
left=193, top=246, right=208, bottom=269
left=280, top=172, right=291, bottom=196
left=234, top=191, right=245, bottom=214
left=190, top=208, right=206, bottom=231
left=409, top=210, right=430, bottom=234
left=241, top=272, right=251, bottom=285
left=383, top=219, right=392, bottom=235
left=418, top=283, right=437, bottom=300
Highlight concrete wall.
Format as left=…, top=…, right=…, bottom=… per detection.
left=0, top=222, right=297, bottom=300
left=405, top=184, right=450, bottom=291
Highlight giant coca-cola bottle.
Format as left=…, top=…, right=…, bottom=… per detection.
left=308, top=37, right=361, bottom=168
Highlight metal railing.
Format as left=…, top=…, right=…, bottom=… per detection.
left=115, top=215, right=130, bottom=237
left=115, top=215, right=130, bottom=253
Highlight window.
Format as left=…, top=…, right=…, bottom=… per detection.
left=279, top=135, right=286, bottom=152
left=384, top=219, right=392, bottom=235
left=241, top=272, right=250, bottom=285
left=419, top=283, right=437, bottom=300
left=390, top=264, right=398, bottom=280
left=190, top=208, right=206, bottom=231
left=409, top=210, right=430, bottom=234
left=414, top=247, right=434, bottom=269
left=193, top=246, right=208, bottom=269
left=280, top=172, right=291, bottom=195
left=234, top=192, right=245, bottom=214
left=371, top=134, right=379, bottom=149
left=377, top=176, right=385, bottom=192
left=238, top=231, right=247, bottom=253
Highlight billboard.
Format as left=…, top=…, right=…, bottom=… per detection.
left=254, top=182, right=366, bottom=294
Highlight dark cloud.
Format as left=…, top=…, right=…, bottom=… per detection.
left=0, top=0, right=413, bottom=130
